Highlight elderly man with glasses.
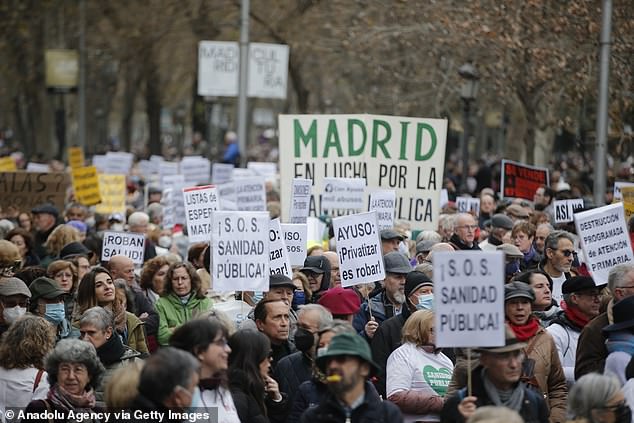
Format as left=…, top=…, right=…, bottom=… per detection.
left=448, top=213, right=481, bottom=251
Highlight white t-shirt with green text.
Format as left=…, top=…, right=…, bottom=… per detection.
left=386, top=342, right=454, bottom=423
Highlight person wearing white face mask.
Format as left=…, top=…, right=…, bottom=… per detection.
left=370, top=271, right=435, bottom=398
left=0, top=277, right=32, bottom=335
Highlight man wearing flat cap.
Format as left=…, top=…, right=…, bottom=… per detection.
left=441, top=326, right=549, bottom=423
left=547, top=276, right=605, bottom=387
left=380, top=229, right=405, bottom=255
left=300, top=332, right=403, bottom=422
left=31, top=203, right=60, bottom=260
left=479, top=214, right=514, bottom=251
left=371, top=271, right=434, bottom=397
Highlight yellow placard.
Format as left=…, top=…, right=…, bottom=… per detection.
left=71, top=166, right=101, bottom=206
left=95, top=174, right=126, bottom=215
left=0, top=156, right=17, bottom=172
left=68, top=147, right=85, bottom=169
left=621, top=187, right=634, bottom=222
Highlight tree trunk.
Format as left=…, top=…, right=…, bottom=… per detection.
left=289, top=54, right=309, bottom=113
left=145, top=56, right=162, bottom=156
left=121, top=62, right=140, bottom=153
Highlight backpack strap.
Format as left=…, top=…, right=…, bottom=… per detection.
left=33, top=369, right=44, bottom=393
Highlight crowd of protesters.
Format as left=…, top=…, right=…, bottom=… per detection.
left=0, top=153, right=633, bottom=423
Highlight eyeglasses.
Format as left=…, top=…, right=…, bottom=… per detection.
left=457, top=225, right=478, bottom=231
left=211, top=337, right=229, bottom=347
left=557, top=249, right=575, bottom=257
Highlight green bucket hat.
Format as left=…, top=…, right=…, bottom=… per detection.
left=316, top=332, right=380, bottom=375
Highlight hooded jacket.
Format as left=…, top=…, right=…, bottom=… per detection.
left=155, top=293, right=212, bottom=345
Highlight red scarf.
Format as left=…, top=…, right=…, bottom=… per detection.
left=508, top=316, right=541, bottom=342
left=561, top=300, right=590, bottom=328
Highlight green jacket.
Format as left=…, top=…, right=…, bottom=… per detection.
left=155, top=293, right=212, bottom=346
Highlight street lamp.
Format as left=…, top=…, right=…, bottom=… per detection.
left=458, top=62, right=480, bottom=194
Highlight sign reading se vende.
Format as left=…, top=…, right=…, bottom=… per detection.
left=279, top=114, right=447, bottom=231
left=501, top=159, right=549, bottom=201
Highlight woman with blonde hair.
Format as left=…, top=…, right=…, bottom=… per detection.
left=104, top=361, right=144, bottom=410
left=0, top=315, right=56, bottom=412
left=387, top=310, right=454, bottom=423
left=41, top=225, right=81, bottom=267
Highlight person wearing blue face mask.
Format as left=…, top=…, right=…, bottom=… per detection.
left=28, top=276, right=80, bottom=341
left=370, top=271, right=435, bottom=398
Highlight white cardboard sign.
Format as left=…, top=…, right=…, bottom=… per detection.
left=434, top=250, right=505, bottom=348
left=614, top=182, right=634, bottom=202
left=104, top=152, right=134, bottom=176
left=212, top=163, right=234, bottom=184
left=369, top=190, right=396, bottom=230
left=289, top=178, right=312, bottom=224
left=235, top=178, right=267, bottom=211
left=162, top=174, right=187, bottom=224
left=333, top=211, right=385, bottom=287
left=247, top=162, right=277, bottom=178
left=281, top=223, right=308, bottom=266
left=198, top=41, right=240, bottom=97
left=321, top=177, right=366, bottom=212
left=211, top=211, right=270, bottom=292
left=574, top=202, right=634, bottom=285
left=183, top=185, right=219, bottom=243
left=248, top=43, right=289, bottom=99
left=457, top=197, right=481, bottom=216
left=217, top=182, right=237, bottom=211
left=181, top=156, right=211, bottom=186
left=161, top=188, right=175, bottom=229
left=268, top=218, right=292, bottom=278
left=553, top=199, right=584, bottom=223
left=101, top=231, right=145, bottom=265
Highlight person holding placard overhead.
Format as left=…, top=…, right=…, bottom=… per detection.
left=440, top=326, right=549, bottom=423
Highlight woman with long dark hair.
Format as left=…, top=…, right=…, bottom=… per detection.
left=170, top=318, right=240, bottom=423
left=228, top=330, right=289, bottom=423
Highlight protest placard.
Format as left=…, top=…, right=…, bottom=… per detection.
left=159, top=161, right=180, bottom=181
left=247, top=162, right=277, bottom=178
left=181, top=156, right=211, bottom=186
left=71, top=166, right=101, bottom=206
left=433, top=251, right=505, bottom=348
left=0, top=171, right=69, bottom=212
left=456, top=196, right=481, bottom=215
left=269, top=218, right=292, bottom=278
left=183, top=185, right=219, bottom=243
left=198, top=41, right=240, bottom=97
left=614, top=181, right=634, bottom=202
left=289, top=178, right=312, bottom=224
left=162, top=174, right=187, bottom=224
left=621, top=187, right=634, bottom=221
left=92, top=155, right=107, bottom=173
left=161, top=188, right=175, bottom=229
left=103, top=152, right=134, bottom=175
left=235, top=178, right=267, bottom=211
left=333, top=211, right=385, bottom=287
left=281, top=223, right=307, bottom=266
left=248, top=43, right=289, bottom=99
left=95, top=174, right=126, bottom=216
left=211, top=211, right=270, bottom=291
left=232, top=168, right=257, bottom=179
left=26, top=163, right=50, bottom=173
left=553, top=199, right=584, bottom=223
left=500, top=159, right=549, bottom=200
left=574, top=202, right=634, bottom=285
left=368, top=190, right=396, bottom=230
left=0, top=156, right=17, bottom=172
left=217, top=182, right=237, bottom=211
left=68, top=147, right=84, bottom=169
left=321, top=177, right=366, bottom=212
left=101, top=231, right=145, bottom=265
left=279, top=114, right=447, bottom=230
left=212, top=163, right=234, bottom=184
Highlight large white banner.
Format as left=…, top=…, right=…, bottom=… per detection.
left=101, top=231, right=145, bottom=265
left=434, top=251, right=505, bottom=348
left=333, top=211, right=385, bottom=287
left=279, top=114, right=447, bottom=230
left=574, top=202, right=634, bottom=285
left=268, top=218, right=292, bottom=278
left=183, top=185, right=219, bottom=243
left=211, top=211, right=270, bottom=292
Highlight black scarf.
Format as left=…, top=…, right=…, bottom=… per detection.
left=449, top=234, right=481, bottom=250
left=96, top=333, right=126, bottom=365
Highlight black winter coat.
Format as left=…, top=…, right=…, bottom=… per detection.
left=272, top=351, right=312, bottom=408
left=440, top=366, right=549, bottom=423
left=299, top=381, right=402, bottom=423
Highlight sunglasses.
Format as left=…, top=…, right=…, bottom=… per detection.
left=557, top=249, right=575, bottom=257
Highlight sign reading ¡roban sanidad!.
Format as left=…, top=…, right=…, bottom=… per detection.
left=279, top=114, right=447, bottom=231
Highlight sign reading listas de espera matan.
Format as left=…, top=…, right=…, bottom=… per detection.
left=278, top=114, right=447, bottom=231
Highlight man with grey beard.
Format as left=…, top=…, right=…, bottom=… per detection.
left=352, top=251, right=411, bottom=340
